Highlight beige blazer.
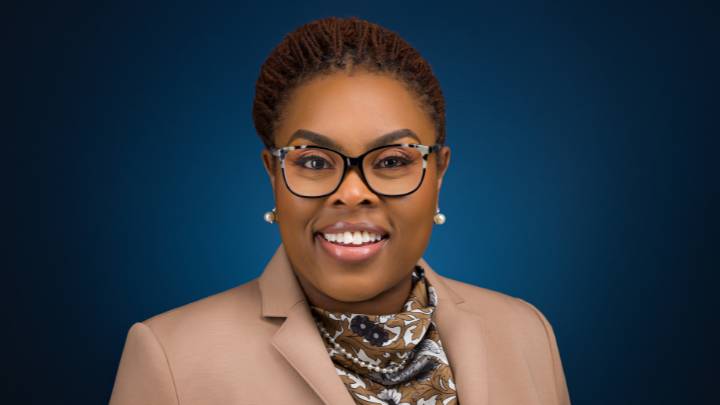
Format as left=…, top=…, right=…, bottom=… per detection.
left=109, top=244, right=571, bottom=405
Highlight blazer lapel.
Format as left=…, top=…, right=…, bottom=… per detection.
left=272, top=302, right=357, bottom=405
left=421, top=257, right=490, bottom=405
left=259, top=245, right=356, bottom=405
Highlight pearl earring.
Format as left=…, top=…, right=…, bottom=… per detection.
left=264, top=207, right=277, bottom=224
left=433, top=207, right=446, bottom=225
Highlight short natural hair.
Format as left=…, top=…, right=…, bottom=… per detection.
left=252, top=16, right=446, bottom=150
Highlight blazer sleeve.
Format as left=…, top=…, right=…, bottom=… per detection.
left=108, top=322, right=179, bottom=405
left=517, top=299, right=571, bottom=405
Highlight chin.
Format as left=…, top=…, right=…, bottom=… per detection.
left=330, top=289, right=381, bottom=303
left=319, top=277, right=386, bottom=303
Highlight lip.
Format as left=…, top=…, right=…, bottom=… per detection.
left=315, top=232, right=389, bottom=264
left=316, top=221, right=389, bottom=236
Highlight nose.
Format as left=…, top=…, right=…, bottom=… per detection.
left=327, top=165, right=379, bottom=207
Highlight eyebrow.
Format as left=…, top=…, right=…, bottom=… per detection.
left=286, top=128, right=422, bottom=153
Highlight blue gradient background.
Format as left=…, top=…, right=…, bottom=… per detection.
left=7, top=1, right=716, bottom=404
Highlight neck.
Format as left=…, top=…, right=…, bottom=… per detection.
left=295, top=272, right=413, bottom=315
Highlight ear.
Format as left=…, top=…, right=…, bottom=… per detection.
left=261, top=148, right=277, bottom=193
left=435, top=145, right=451, bottom=191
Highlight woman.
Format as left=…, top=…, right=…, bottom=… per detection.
left=109, top=16, right=571, bottom=405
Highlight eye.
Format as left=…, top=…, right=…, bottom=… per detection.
left=375, top=155, right=411, bottom=169
left=296, top=155, right=334, bottom=170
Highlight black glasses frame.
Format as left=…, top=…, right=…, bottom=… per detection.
left=269, top=143, right=443, bottom=198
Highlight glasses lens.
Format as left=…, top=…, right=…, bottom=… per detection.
left=364, top=145, right=424, bottom=196
left=283, top=148, right=344, bottom=197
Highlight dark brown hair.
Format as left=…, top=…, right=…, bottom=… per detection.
left=252, top=16, right=446, bottom=150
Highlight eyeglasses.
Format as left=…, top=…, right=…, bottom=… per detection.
left=269, top=143, right=442, bottom=198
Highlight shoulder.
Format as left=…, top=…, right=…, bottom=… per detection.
left=437, top=275, right=572, bottom=404
left=137, top=278, right=268, bottom=346
left=437, top=275, right=558, bottom=345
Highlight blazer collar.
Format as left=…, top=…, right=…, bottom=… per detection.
left=423, top=260, right=490, bottom=405
left=258, top=243, right=488, bottom=405
left=258, top=244, right=306, bottom=318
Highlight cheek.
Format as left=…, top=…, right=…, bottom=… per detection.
left=389, top=180, right=437, bottom=247
left=275, top=184, right=318, bottom=248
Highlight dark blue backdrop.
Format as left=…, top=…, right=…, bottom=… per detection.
left=7, top=0, right=716, bottom=404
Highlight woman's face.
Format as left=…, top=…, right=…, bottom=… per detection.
left=261, top=69, right=450, bottom=310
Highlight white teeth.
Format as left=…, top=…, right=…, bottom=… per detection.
left=321, top=231, right=385, bottom=244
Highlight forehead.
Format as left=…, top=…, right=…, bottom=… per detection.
left=274, top=70, right=436, bottom=154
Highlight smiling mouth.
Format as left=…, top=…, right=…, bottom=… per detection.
left=313, top=231, right=390, bottom=263
left=315, top=231, right=390, bottom=246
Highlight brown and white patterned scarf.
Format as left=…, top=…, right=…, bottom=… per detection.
left=310, top=265, right=459, bottom=405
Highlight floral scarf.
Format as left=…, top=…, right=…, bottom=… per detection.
left=310, top=265, right=459, bottom=405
